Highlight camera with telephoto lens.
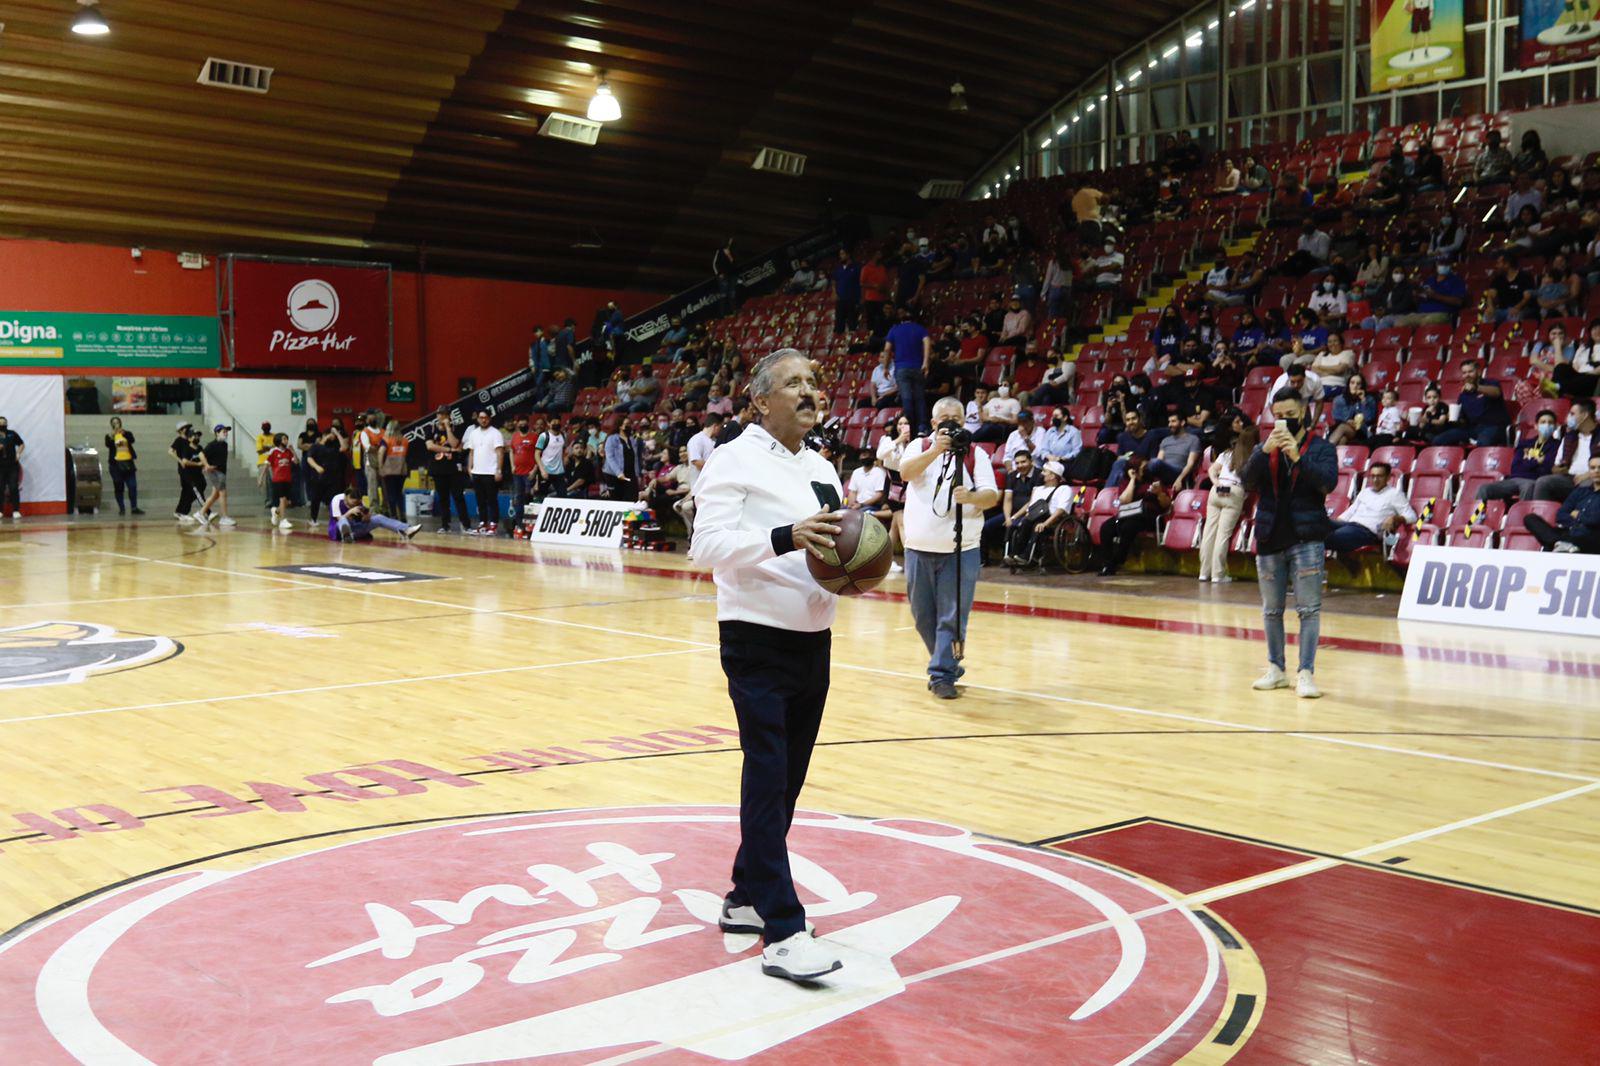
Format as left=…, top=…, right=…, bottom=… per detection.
left=936, top=419, right=972, bottom=453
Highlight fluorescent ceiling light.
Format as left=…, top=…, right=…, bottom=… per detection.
left=587, top=75, right=621, bottom=122
left=1163, top=44, right=1179, bottom=58
left=1186, top=33, right=1203, bottom=47
left=1057, top=124, right=1069, bottom=134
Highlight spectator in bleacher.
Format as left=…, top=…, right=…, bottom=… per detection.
left=1536, top=267, right=1572, bottom=320
left=784, top=260, right=818, bottom=295
left=661, top=317, right=690, bottom=361
left=1505, top=172, right=1544, bottom=224
left=1170, top=336, right=1211, bottom=379
left=1553, top=320, right=1600, bottom=398
left=1043, top=247, right=1071, bottom=319
left=986, top=448, right=1041, bottom=563
left=707, top=382, right=735, bottom=418
left=1514, top=129, right=1549, bottom=179
left=1288, top=309, right=1329, bottom=361
left=1012, top=347, right=1048, bottom=402
left=1038, top=406, right=1083, bottom=465
left=1002, top=410, right=1044, bottom=471
left=1269, top=363, right=1323, bottom=411
left=528, top=324, right=552, bottom=387
left=1206, top=343, right=1244, bottom=402
left=1328, top=373, right=1377, bottom=446
left=844, top=450, right=887, bottom=513
left=1284, top=218, right=1332, bottom=276
left=1308, top=276, right=1349, bottom=328
left=1271, top=172, right=1313, bottom=228
left=1327, top=210, right=1366, bottom=265
left=1214, top=158, right=1241, bottom=195
left=1391, top=214, right=1430, bottom=265
left=1414, top=258, right=1469, bottom=325
left=1010, top=254, right=1040, bottom=310
left=1153, top=306, right=1188, bottom=360
left=1231, top=309, right=1266, bottom=361
left=1031, top=350, right=1077, bottom=407
left=1429, top=214, right=1466, bottom=260
left=1353, top=242, right=1391, bottom=292
left=963, top=383, right=990, bottom=435
left=687, top=412, right=720, bottom=472
left=830, top=248, right=862, bottom=335
left=857, top=248, right=890, bottom=336
left=1504, top=203, right=1554, bottom=256
left=621, top=368, right=661, bottom=414
left=1096, top=453, right=1172, bottom=576
left=1484, top=253, right=1536, bottom=323
left=1309, top=330, right=1358, bottom=383
left=1474, top=130, right=1513, bottom=185
left=1241, top=155, right=1270, bottom=193
left=1548, top=253, right=1584, bottom=315
left=978, top=232, right=1008, bottom=275
left=1534, top=398, right=1598, bottom=501
left=1202, top=256, right=1233, bottom=305
left=1404, top=384, right=1451, bottom=445
left=1371, top=387, right=1405, bottom=446
left=1198, top=421, right=1256, bottom=583
left=1547, top=165, right=1580, bottom=210
left=884, top=307, right=932, bottom=434
left=1258, top=307, right=1294, bottom=364
left=1523, top=454, right=1600, bottom=553
left=1212, top=253, right=1265, bottom=308
left=1366, top=150, right=1411, bottom=216
left=1412, top=139, right=1445, bottom=190
left=1148, top=411, right=1201, bottom=489
left=1364, top=264, right=1420, bottom=329
left=1245, top=387, right=1336, bottom=697
left=718, top=401, right=756, bottom=445
left=1091, top=238, right=1124, bottom=291
left=1435, top=359, right=1510, bottom=447
left=1071, top=185, right=1107, bottom=242
left=973, top=383, right=1022, bottom=444
left=868, top=350, right=899, bottom=409
left=1005, top=460, right=1075, bottom=568
left=1326, top=460, right=1414, bottom=555
left=1476, top=410, right=1560, bottom=504
left=1106, top=409, right=1167, bottom=488
left=998, top=296, right=1033, bottom=353
left=712, top=237, right=737, bottom=314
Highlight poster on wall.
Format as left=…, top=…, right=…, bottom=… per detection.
left=1518, top=0, right=1600, bottom=68
left=0, top=312, right=219, bottom=369
left=111, top=378, right=148, bottom=413
left=226, top=257, right=393, bottom=373
left=1370, top=0, right=1466, bottom=91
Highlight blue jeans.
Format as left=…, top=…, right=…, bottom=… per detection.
left=1256, top=540, right=1324, bottom=673
left=904, top=546, right=981, bottom=685
left=894, top=367, right=929, bottom=434
left=1431, top=424, right=1505, bottom=447
left=336, top=512, right=409, bottom=541
left=1326, top=521, right=1380, bottom=553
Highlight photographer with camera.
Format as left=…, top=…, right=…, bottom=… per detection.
left=327, top=488, right=421, bottom=543
left=899, top=396, right=1000, bottom=699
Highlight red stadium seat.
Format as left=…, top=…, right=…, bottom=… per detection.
left=1369, top=445, right=1416, bottom=479
left=1336, top=444, right=1370, bottom=473
left=1088, top=487, right=1122, bottom=545
left=1161, top=489, right=1207, bottom=550
left=1501, top=501, right=1561, bottom=552
left=1442, top=497, right=1505, bottom=548
left=1364, top=358, right=1402, bottom=390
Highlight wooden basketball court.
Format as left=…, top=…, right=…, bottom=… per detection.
left=2, top=520, right=1598, bottom=1063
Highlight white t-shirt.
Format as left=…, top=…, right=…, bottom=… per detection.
left=870, top=365, right=896, bottom=399
left=1308, top=289, right=1347, bottom=317
left=1268, top=369, right=1323, bottom=405
left=1003, top=426, right=1045, bottom=467
left=537, top=431, right=565, bottom=475
left=901, top=438, right=998, bottom=553
left=461, top=424, right=506, bottom=476
left=688, top=429, right=718, bottom=468
left=964, top=400, right=983, bottom=432
left=847, top=464, right=888, bottom=504
left=1028, top=483, right=1073, bottom=514
left=983, top=396, right=1021, bottom=423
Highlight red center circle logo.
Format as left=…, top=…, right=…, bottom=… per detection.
left=0, top=806, right=1239, bottom=1063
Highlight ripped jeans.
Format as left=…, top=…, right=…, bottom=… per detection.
left=1256, top=539, right=1325, bottom=674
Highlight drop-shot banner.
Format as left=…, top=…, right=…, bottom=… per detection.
left=1370, top=0, right=1466, bottom=91
left=226, top=257, right=393, bottom=373
left=1518, top=0, right=1600, bottom=68
left=1398, top=544, right=1600, bottom=637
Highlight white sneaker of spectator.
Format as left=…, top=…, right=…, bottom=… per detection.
left=1252, top=665, right=1289, bottom=690
left=278, top=519, right=293, bottom=532
left=719, top=899, right=814, bottom=936
left=1296, top=670, right=1322, bottom=699
left=760, top=930, right=842, bottom=982
left=1553, top=541, right=1580, bottom=553
left=218, top=516, right=236, bottom=527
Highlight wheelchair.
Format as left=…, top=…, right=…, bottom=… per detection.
left=1003, top=511, right=1092, bottom=574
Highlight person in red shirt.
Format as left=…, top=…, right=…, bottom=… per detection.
left=266, top=433, right=297, bottom=531
left=859, top=250, right=891, bottom=337
left=508, top=415, right=540, bottom=527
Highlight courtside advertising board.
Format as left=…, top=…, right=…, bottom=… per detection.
left=527, top=499, right=636, bottom=549
left=1398, top=544, right=1600, bottom=637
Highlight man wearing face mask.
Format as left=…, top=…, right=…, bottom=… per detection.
left=1475, top=410, right=1560, bottom=504
left=1415, top=257, right=1467, bottom=324
left=1092, top=238, right=1124, bottom=290
left=1369, top=266, right=1420, bottom=330
left=1243, top=388, right=1338, bottom=699
left=971, top=382, right=1021, bottom=444
left=1533, top=399, right=1598, bottom=502
left=690, top=348, right=846, bottom=982
left=1523, top=456, right=1600, bottom=554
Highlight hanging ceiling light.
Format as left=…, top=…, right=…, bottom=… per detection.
left=948, top=81, right=969, bottom=112
left=72, top=0, right=110, bottom=35
left=587, top=73, right=621, bottom=122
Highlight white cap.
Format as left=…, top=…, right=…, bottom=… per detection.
left=1044, top=461, right=1065, bottom=477
left=176, top=421, right=192, bottom=430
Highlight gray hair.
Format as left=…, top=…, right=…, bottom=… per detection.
left=748, top=348, right=810, bottom=400
left=931, top=397, right=964, bottom=422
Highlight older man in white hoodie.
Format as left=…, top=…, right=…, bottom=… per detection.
left=691, top=348, right=847, bottom=983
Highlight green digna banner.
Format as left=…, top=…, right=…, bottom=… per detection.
left=0, top=312, right=220, bottom=369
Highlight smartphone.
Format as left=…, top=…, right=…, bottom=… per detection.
left=1272, top=418, right=1287, bottom=436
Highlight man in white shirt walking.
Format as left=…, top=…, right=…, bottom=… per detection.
left=900, top=396, right=1000, bottom=699
left=461, top=410, right=506, bottom=535
left=690, top=348, right=847, bottom=983
left=1326, top=461, right=1415, bottom=553
left=688, top=413, right=722, bottom=471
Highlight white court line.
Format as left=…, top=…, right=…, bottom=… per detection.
left=584, top=778, right=1600, bottom=1066
left=81, top=551, right=1598, bottom=783
left=0, top=586, right=318, bottom=610
left=0, top=647, right=708, bottom=726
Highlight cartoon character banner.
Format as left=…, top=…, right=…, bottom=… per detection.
left=1370, top=0, right=1466, bottom=91
left=1518, top=0, right=1600, bottom=68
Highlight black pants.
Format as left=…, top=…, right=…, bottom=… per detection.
left=720, top=621, right=830, bottom=944
left=471, top=474, right=501, bottom=530
left=176, top=467, right=205, bottom=515
left=109, top=462, right=138, bottom=512
left=0, top=464, right=19, bottom=516
left=1552, top=363, right=1598, bottom=399
left=382, top=475, right=406, bottom=519
left=834, top=299, right=859, bottom=334
left=1100, top=512, right=1158, bottom=569
left=1525, top=514, right=1600, bottom=553
left=309, top=477, right=340, bottom=522
left=430, top=466, right=470, bottom=530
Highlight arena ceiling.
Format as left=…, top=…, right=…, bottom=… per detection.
left=0, top=0, right=1192, bottom=289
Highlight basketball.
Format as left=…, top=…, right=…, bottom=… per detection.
left=806, top=509, right=892, bottom=595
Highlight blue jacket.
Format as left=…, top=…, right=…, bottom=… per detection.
left=603, top=432, right=647, bottom=479
left=1242, top=435, right=1338, bottom=546
left=1559, top=483, right=1600, bottom=541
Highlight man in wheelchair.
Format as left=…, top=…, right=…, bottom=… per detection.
left=1003, top=460, right=1076, bottom=570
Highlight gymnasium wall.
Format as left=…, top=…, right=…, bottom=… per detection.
left=0, top=239, right=665, bottom=418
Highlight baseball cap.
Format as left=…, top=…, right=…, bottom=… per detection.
left=213, top=424, right=228, bottom=433
left=176, top=421, right=192, bottom=431
left=1044, top=461, right=1065, bottom=477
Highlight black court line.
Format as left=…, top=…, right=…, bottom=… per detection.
left=1044, top=814, right=1600, bottom=920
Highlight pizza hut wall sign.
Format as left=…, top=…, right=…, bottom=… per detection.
left=228, top=257, right=393, bottom=372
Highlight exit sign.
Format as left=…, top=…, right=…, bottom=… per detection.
left=386, top=380, right=416, bottom=403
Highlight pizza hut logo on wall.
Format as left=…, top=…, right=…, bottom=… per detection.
left=273, top=278, right=356, bottom=354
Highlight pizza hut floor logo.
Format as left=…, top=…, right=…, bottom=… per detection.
left=0, top=806, right=1239, bottom=1063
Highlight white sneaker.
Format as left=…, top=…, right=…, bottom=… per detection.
left=719, top=900, right=815, bottom=936
left=889, top=560, right=903, bottom=573
left=269, top=507, right=280, bottom=525
left=1553, top=541, right=1580, bottom=554
left=760, top=930, right=842, bottom=982
left=196, top=512, right=214, bottom=528
left=175, top=512, right=196, bottom=524
left=1215, top=575, right=1233, bottom=583
left=1297, top=670, right=1322, bottom=699
left=278, top=519, right=293, bottom=531
left=218, top=516, right=236, bottom=527
left=1252, top=665, right=1289, bottom=690
left=404, top=523, right=422, bottom=540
